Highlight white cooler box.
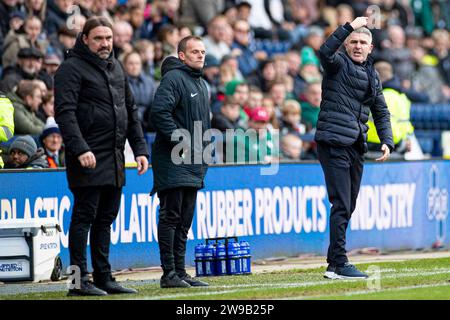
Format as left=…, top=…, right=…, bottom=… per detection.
left=0, top=218, right=63, bottom=282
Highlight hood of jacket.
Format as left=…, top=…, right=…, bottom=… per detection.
left=382, top=76, right=404, bottom=93
left=161, top=56, right=203, bottom=78
left=25, top=148, right=48, bottom=168
left=68, top=34, right=115, bottom=71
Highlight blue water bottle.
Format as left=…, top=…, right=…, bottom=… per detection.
left=240, top=241, right=251, bottom=274
left=226, top=241, right=241, bottom=275
left=204, top=243, right=216, bottom=276
left=235, top=241, right=243, bottom=274
left=195, top=243, right=205, bottom=277
left=215, top=242, right=227, bottom=276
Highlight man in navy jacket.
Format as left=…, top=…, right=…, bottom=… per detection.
left=315, top=17, right=394, bottom=279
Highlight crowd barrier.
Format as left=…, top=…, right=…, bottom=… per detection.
left=0, top=160, right=449, bottom=271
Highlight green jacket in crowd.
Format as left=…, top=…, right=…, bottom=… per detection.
left=7, top=91, right=44, bottom=135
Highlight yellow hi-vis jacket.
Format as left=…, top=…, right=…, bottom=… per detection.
left=367, top=88, right=414, bottom=145
left=0, top=94, right=15, bottom=168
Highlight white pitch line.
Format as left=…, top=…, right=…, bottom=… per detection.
left=287, top=282, right=450, bottom=300
left=140, top=269, right=450, bottom=300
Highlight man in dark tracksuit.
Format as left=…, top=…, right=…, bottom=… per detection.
left=315, top=17, right=394, bottom=279
left=55, top=17, right=149, bottom=296
left=151, top=36, right=211, bottom=288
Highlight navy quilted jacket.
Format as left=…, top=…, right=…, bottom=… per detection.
left=315, top=23, right=394, bottom=152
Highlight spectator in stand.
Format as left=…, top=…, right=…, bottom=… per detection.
left=336, top=4, right=354, bottom=27
left=24, top=0, right=47, bottom=23
left=234, top=106, right=279, bottom=163
left=245, top=85, right=263, bottom=116
left=43, top=54, right=61, bottom=78
left=179, top=0, right=224, bottom=30
left=36, top=90, right=54, bottom=122
left=431, top=29, right=450, bottom=94
left=48, top=25, right=78, bottom=61
left=220, top=54, right=244, bottom=81
left=279, top=99, right=306, bottom=136
left=4, top=135, right=48, bottom=169
left=231, top=19, right=267, bottom=77
left=300, top=80, right=322, bottom=131
left=7, top=79, right=45, bottom=135
left=134, top=39, right=156, bottom=78
left=8, top=10, right=26, bottom=34
left=215, top=79, right=249, bottom=118
left=269, top=80, right=287, bottom=111
left=2, top=15, right=48, bottom=68
left=247, top=59, right=276, bottom=93
left=378, top=25, right=415, bottom=83
left=157, top=24, right=180, bottom=60
left=0, top=0, right=21, bottom=52
left=1, top=47, right=46, bottom=92
left=46, top=0, right=74, bottom=36
left=178, top=24, right=192, bottom=39
left=280, top=133, right=302, bottom=161
left=222, top=1, right=238, bottom=26
left=92, top=0, right=114, bottom=22
left=236, top=1, right=251, bottom=21
left=286, top=50, right=304, bottom=98
left=39, top=117, right=65, bottom=168
left=123, top=51, right=156, bottom=133
left=203, top=54, right=221, bottom=106
left=295, top=61, right=322, bottom=98
left=203, top=15, right=231, bottom=61
left=129, top=5, right=146, bottom=41
left=246, top=0, right=292, bottom=41
left=78, top=0, right=94, bottom=18
left=211, top=95, right=243, bottom=132
left=113, top=20, right=134, bottom=59
left=411, top=46, right=448, bottom=103
left=262, top=94, right=279, bottom=132
left=299, top=26, right=323, bottom=69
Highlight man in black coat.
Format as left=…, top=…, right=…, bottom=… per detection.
left=54, top=17, right=149, bottom=296
left=150, top=36, right=211, bottom=288
left=316, top=17, right=394, bottom=279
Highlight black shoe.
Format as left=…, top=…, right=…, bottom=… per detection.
left=95, top=277, right=138, bottom=294
left=67, top=280, right=108, bottom=296
left=323, top=264, right=337, bottom=279
left=335, top=263, right=368, bottom=279
left=160, top=271, right=191, bottom=288
left=179, top=273, right=209, bottom=287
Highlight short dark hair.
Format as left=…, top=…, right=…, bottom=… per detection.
left=177, top=35, right=203, bottom=54
left=82, top=16, right=113, bottom=37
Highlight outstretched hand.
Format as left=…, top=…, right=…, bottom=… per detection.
left=350, top=17, right=369, bottom=30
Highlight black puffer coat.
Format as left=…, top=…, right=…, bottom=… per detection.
left=150, top=57, right=210, bottom=195
left=54, top=35, right=148, bottom=188
left=315, top=23, right=394, bottom=152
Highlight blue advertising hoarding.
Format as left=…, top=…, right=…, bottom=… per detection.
left=0, top=160, right=449, bottom=270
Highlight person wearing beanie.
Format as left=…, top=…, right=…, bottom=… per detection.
left=5, top=135, right=48, bottom=169
left=40, top=117, right=65, bottom=168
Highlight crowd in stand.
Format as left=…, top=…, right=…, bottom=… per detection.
left=0, top=0, right=449, bottom=168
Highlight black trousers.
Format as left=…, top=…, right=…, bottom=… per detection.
left=317, top=141, right=364, bottom=266
left=69, top=186, right=122, bottom=283
left=157, top=187, right=198, bottom=276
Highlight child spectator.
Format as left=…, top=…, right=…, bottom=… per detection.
left=279, top=99, right=306, bottom=136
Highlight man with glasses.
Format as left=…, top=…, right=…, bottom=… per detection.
left=231, top=20, right=267, bottom=77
